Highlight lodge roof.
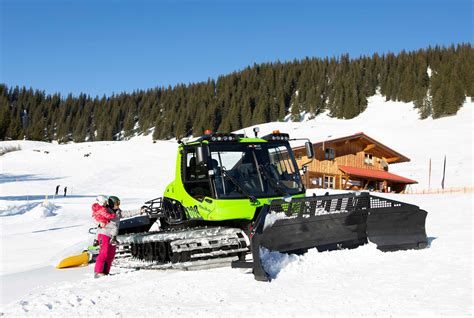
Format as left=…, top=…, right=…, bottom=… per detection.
left=293, top=132, right=410, bottom=164
left=338, top=166, right=417, bottom=184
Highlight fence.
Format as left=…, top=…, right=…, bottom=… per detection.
left=404, top=186, right=474, bottom=194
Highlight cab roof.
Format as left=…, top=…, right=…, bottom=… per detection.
left=182, top=131, right=290, bottom=146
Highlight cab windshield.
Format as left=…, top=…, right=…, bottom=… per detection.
left=209, top=142, right=304, bottom=199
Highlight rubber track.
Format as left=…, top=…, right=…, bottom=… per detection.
left=113, top=226, right=249, bottom=270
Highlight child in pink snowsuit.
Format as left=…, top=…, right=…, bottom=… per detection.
left=92, top=196, right=117, bottom=278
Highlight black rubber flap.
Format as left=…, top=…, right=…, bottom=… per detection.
left=366, top=197, right=428, bottom=251
left=259, top=211, right=368, bottom=253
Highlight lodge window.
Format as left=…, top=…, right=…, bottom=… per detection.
left=364, top=153, right=373, bottom=165
left=310, top=177, right=323, bottom=187
left=324, top=176, right=335, bottom=189
left=325, top=148, right=335, bottom=160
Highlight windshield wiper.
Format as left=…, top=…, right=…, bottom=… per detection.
left=258, top=164, right=288, bottom=196
left=221, top=168, right=257, bottom=203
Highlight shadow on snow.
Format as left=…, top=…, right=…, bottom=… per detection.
left=0, top=194, right=96, bottom=201
left=427, top=237, right=438, bottom=247
left=0, top=173, right=63, bottom=184
left=0, top=202, right=42, bottom=217
left=31, top=224, right=84, bottom=234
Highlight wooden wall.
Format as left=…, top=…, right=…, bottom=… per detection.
left=294, top=140, right=388, bottom=189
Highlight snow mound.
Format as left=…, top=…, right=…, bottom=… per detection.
left=263, top=211, right=291, bottom=230
left=0, top=140, right=54, bottom=152
left=259, top=247, right=300, bottom=279
left=0, top=202, right=41, bottom=217
left=0, top=201, right=59, bottom=225
left=29, top=201, right=59, bottom=218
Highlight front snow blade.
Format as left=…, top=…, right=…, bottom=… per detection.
left=365, top=195, right=428, bottom=251
left=247, top=192, right=428, bottom=281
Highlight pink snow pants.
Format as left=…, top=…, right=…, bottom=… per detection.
left=94, top=234, right=116, bottom=275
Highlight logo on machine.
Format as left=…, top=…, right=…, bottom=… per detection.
left=184, top=205, right=202, bottom=219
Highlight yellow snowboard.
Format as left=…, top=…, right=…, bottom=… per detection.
left=56, top=252, right=89, bottom=269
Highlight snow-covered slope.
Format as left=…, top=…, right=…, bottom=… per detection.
left=237, top=94, right=473, bottom=189
left=0, top=95, right=472, bottom=316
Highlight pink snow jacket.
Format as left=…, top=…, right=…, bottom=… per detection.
left=98, top=208, right=144, bottom=238
left=92, top=203, right=116, bottom=225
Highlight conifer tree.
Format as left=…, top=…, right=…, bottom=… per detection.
left=0, top=44, right=471, bottom=141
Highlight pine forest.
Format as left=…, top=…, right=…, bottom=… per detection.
left=1, top=44, right=472, bottom=142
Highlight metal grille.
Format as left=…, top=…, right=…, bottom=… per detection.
left=267, top=193, right=414, bottom=217
left=369, top=196, right=403, bottom=209
left=269, top=193, right=372, bottom=218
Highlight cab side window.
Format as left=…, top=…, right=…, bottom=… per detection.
left=182, top=148, right=211, bottom=200
left=185, top=152, right=207, bottom=181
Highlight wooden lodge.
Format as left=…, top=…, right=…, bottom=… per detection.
left=292, top=132, right=417, bottom=193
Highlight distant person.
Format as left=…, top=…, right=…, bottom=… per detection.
left=55, top=185, right=60, bottom=196
left=64, top=186, right=67, bottom=197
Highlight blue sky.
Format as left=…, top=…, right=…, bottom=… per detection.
left=1, top=0, right=472, bottom=97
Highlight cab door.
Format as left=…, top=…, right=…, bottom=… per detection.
left=181, top=146, right=213, bottom=202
